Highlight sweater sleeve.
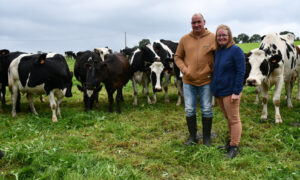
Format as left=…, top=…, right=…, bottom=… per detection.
left=174, top=38, right=187, bottom=74
left=232, top=46, right=245, bottom=95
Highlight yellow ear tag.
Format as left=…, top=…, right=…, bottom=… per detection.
left=165, top=69, right=168, bottom=73
left=40, top=59, right=45, bottom=64
left=2, top=52, right=6, bottom=55
left=272, top=60, right=276, bottom=63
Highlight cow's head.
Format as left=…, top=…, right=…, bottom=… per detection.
left=246, top=49, right=282, bottom=86
left=150, top=61, right=165, bottom=92
left=77, top=83, right=102, bottom=111
left=86, top=60, right=107, bottom=93
left=94, top=47, right=112, bottom=61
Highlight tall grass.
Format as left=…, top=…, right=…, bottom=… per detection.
left=0, top=44, right=300, bottom=179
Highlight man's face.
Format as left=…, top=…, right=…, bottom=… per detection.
left=191, top=15, right=205, bottom=35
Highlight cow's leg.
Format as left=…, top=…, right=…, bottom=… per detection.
left=152, top=92, right=157, bottom=104
left=56, top=96, right=63, bottom=119
left=254, top=86, right=261, bottom=104
left=27, top=94, right=38, bottom=115
left=163, top=72, right=170, bottom=103
left=40, top=95, right=45, bottom=102
left=274, top=80, right=284, bottom=123
left=48, top=92, right=58, bottom=122
left=132, top=78, right=138, bottom=106
left=176, top=79, right=183, bottom=106
left=116, top=87, right=122, bottom=113
left=285, top=80, right=293, bottom=108
left=11, top=85, right=19, bottom=117
left=260, top=84, right=269, bottom=121
left=144, top=77, right=151, bottom=104
left=1, top=85, right=6, bottom=105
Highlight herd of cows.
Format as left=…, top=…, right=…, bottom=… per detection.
left=0, top=33, right=300, bottom=123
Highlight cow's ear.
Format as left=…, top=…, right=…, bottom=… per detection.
left=94, top=49, right=100, bottom=56
left=37, top=53, right=47, bottom=64
left=108, top=49, right=112, bottom=54
left=261, top=35, right=266, bottom=41
left=0, top=49, right=9, bottom=55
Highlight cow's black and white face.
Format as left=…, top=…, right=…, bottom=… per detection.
left=94, top=47, right=112, bottom=61
left=150, top=61, right=164, bottom=92
left=246, top=49, right=282, bottom=86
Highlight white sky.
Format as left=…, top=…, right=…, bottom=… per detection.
left=0, top=0, right=299, bottom=54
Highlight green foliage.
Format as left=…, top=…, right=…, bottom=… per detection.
left=1, top=55, right=300, bottom=179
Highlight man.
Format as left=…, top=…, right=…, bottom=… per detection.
left=175, top=13, right=216, bottom=146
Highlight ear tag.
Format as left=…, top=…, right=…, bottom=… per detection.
left=2, top=52, right=6, bottom=55
left=40, top=59, right=45, bottom=64
left=165, top=69, right=168, bottom=73
left=271, top=60, right=276, bottom=63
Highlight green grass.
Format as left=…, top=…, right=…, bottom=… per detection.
left=1, top=45, right=300, bottom=179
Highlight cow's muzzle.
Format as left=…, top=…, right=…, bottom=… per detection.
left=246, top=79, right=257, bottom=86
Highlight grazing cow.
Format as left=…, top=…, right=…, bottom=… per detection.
left=246, top=33, right=297, bottom=123
left=94, top=47, right=112, bottom=61
left=8, top=53, right=73, bottom=122
left=0, top=49, right=25, bottom=108
left=86, top=53, right=130, bottom=113
left=65, top=51, right=76, bottom=59
left=152, top=39, right=184, bottom=105
left=129, top=44, right=163, bottom=105
left=75, top=51, right=103, bottom=110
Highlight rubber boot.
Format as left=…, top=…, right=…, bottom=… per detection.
left=184, top=115, right=198, bottom=146
left=202, top=117, right=212, bottom=146
left=0, top=149, right=4, bottom=159
left=225, top=146, right=239, bottom=159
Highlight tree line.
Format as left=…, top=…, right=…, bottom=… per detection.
left=233, top=31, right=300, bottom=43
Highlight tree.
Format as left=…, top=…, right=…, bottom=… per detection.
left=237, top=33, right=249, bottom=43
left=279, top=31, right=295, bottom=36
left=233, top=37, right=239, bottom=44
left=249, top=34, right=261, bottom=43
left=139, top=39, right=151, bottom=47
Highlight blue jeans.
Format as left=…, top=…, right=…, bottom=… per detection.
left=183, top=82, right=213, bottom=118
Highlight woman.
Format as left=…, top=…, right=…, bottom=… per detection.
left=211, top=24, right=245, bottom=158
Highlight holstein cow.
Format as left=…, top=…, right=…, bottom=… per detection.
left=293, top=45, right=300, bottom=100
left=75, top=51, right=103, bottom=110
left=0, top=49, right=26, bottom=109
left=86, top=53, right=130, bottom=113
left=94, top=47, right=113, bottom=61
left=129, top=44, right=163, bottom=105
left=8, top=53, right=73, bottom=122
left=152, top=39, right=184, bottom=106
left=65, top=51, right=76, bottom=59
left=246, top=33, right=297, bottom=123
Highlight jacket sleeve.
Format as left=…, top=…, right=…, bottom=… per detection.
left=233, top=47, right=246, bottom=95
left=174, top=38, right=187, bottom=74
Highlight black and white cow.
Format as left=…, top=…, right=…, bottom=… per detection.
left=129, top=44, right=165, bottom=105
left=246, top=33, right=297, bottom=123
left=86, top=53, right=130, bottom=113
left=94, top=47, right=113, bottom=61
left=65, top=51, right=76, bottom=59
left=0, top=49, right=26, bottom=108
left=75, top=51, right=103, bottom=110
left=152, top=39, right=183, bottom=106
left=8, top=53, right=73, bottom=122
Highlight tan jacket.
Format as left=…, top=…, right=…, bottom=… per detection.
left=175, top=29, right=216, bottom=86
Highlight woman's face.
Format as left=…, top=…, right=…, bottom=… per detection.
left=216, top=29, right=229, bottom=47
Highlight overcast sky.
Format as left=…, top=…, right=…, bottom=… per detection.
left=0, top=0, right=299, bottom=54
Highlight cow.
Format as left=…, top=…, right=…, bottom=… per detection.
left=152, top=39, right=183, bottom=106
left=86, top=53, right=130, bottom=113
left=65, top=51, right=76, bottom=59
left=246, top=33, right=297, bottom=123
left=129, top=44, right=164, bottom=105
left=8, top=53, right=73, bottom=122
left=94, top=47, right=113, bottom=61
left=74, top=51, right=103, bottom=110
left=0, top=49, right=26, bottom=109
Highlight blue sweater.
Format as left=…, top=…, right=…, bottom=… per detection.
left=211, top=45, right=245, bottom=97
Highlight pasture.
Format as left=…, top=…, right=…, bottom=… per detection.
left=1, top=42, right=300, bottom=179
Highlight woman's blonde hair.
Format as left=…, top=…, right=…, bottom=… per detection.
left=215, top=24, right=235, bottom=49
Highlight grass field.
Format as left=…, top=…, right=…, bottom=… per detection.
left=0, top=43, right=300, bottom=179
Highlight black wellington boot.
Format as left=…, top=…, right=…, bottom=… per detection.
left=202, top=117, right=212, bottom=146
left=184, top=115, right=198, bottom=146
left=0, top=149, right=4, bottom=159
left=218, top=139, right=230, bottom=151
left=225, top=146, right=239, bottom=159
